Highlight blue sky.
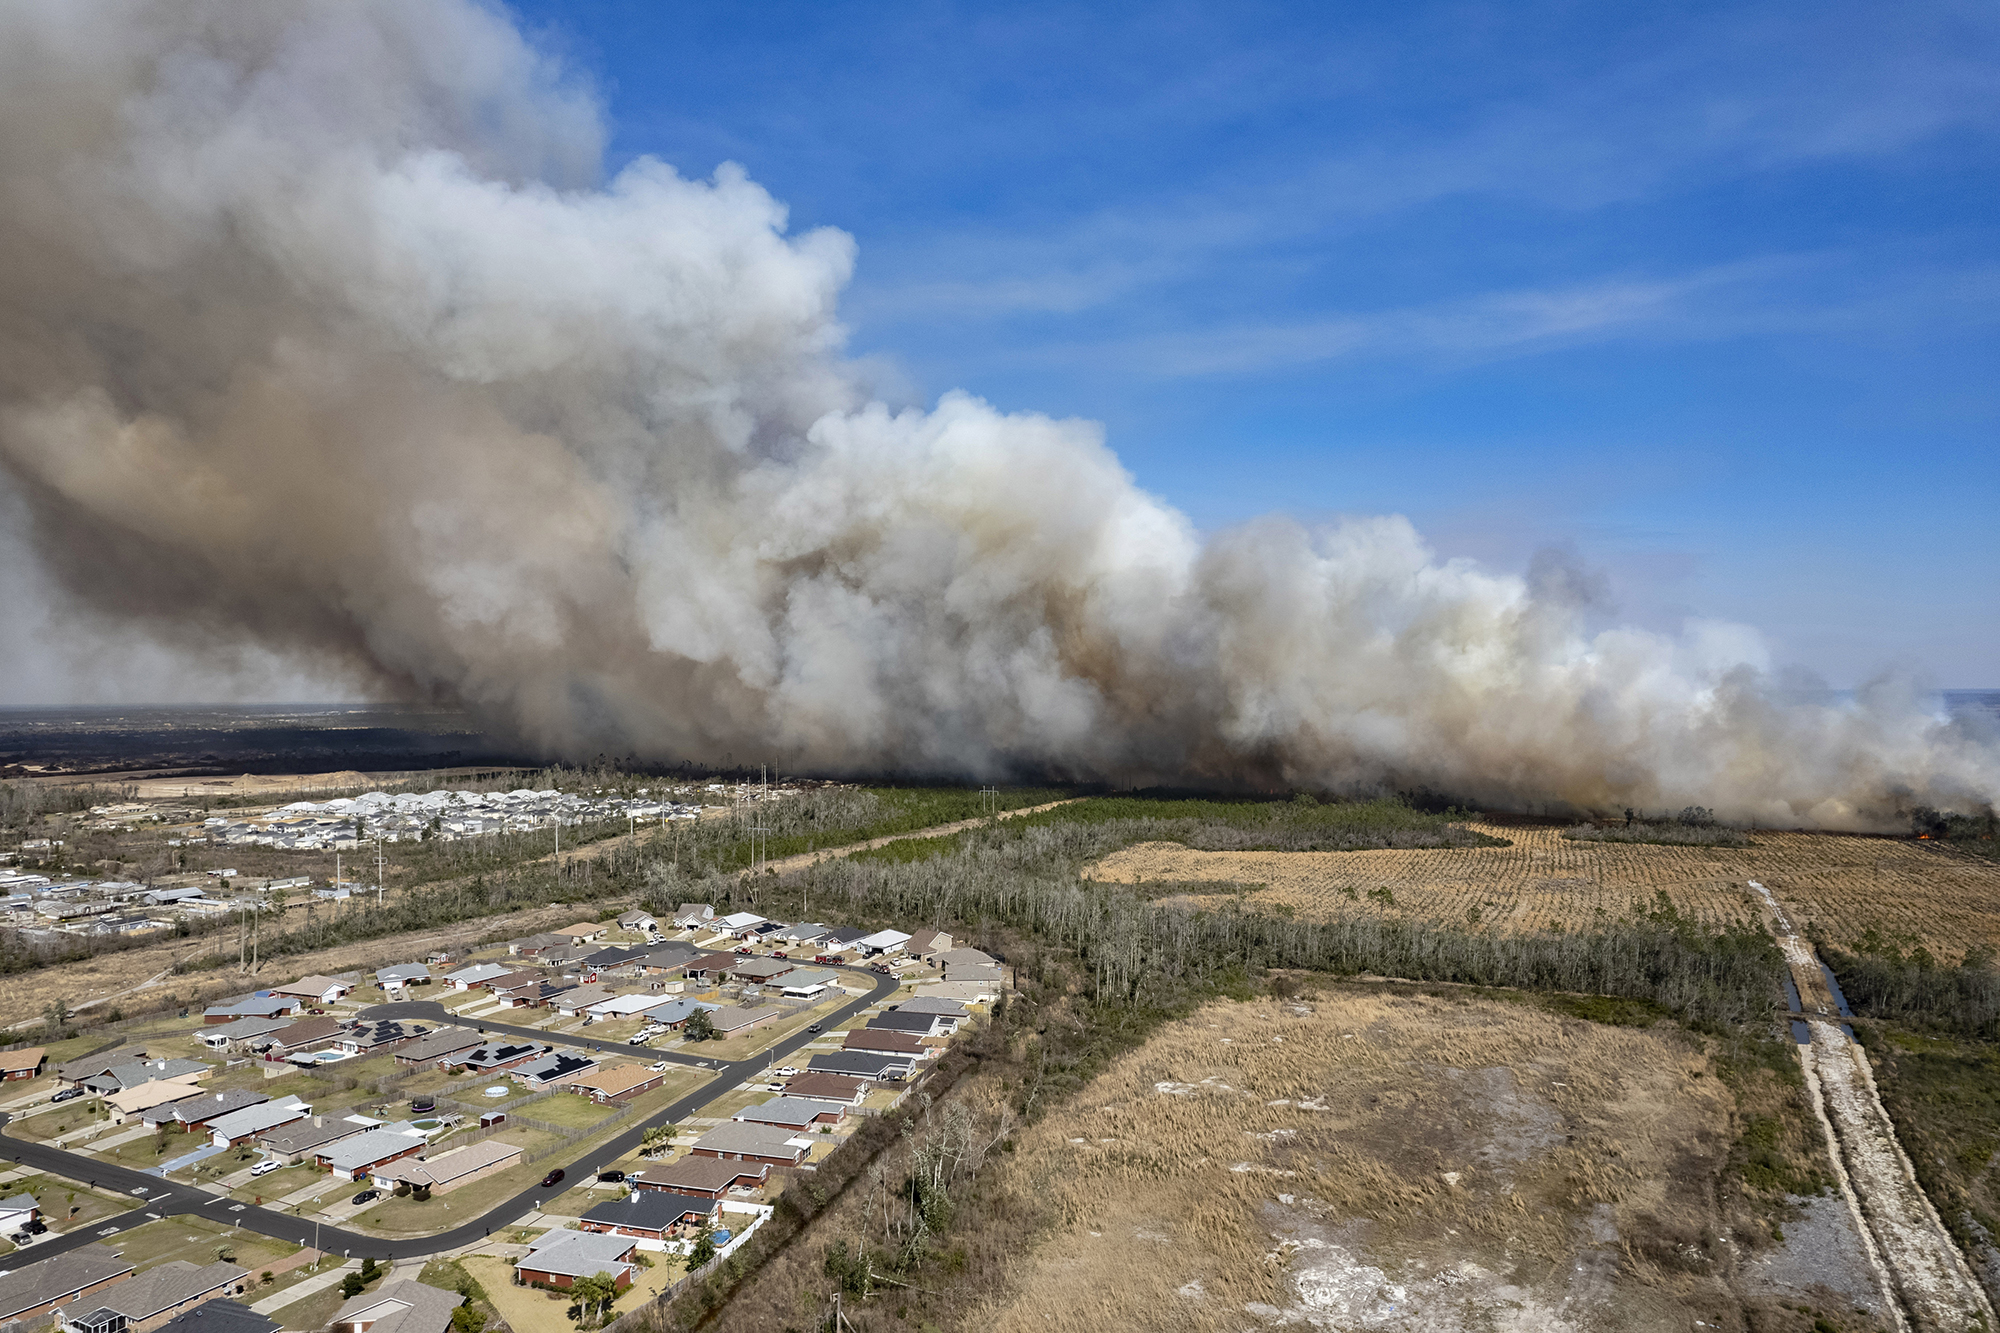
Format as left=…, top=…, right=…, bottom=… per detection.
left=510, top=0, right=1999, bottom=687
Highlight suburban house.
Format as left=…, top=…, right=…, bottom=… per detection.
left=94, top=1259, right=247, bottom=1333
left=514, top=1229, right=636, bottom=1291
left=374, top=964, right=430, bottom=994
left=843, top=1028, right=929, bottom=1058
left=638, top=945, right=700, bottom=976
left=678, top=952, right=741, bottom=983
left=906, top=928, right=954, bottom=960
left=808, top=1051, right=917, bottom=1081
left=689, top=1121, right=813, bottom=1167
left=152, top=1299, right=278, bottom=1333
left=777, top=969, right=838, bottom=1000
left=671, top=904, right=713, bottom=929
left=712, top=911, right=767, bottom=939
left=0, top=1046, right=45, bottom=1080
left=198, top=1017, right=292, bottom=1053
left=319, top=1126, right=428, bottom=1181
left=705, top=1005, right=781, bottom=1036
left=326, top=1279, right=463, bottom=1333
left=733, top=1096, right=843, bottom=1129
left=489, top=974, right=568, bottom=1008
left=868, top=1010, right=952, bottom=1037
left=331, top=1021, right=428, bottom=1056
left=780, top=1071, right=869, bottom=1109
left=507, top=933, right=571, bottom=957
left=263, top=1016, right=348, bottom=1058
left=577, top=1191, right=717, bottom=1244
left=515, top=1051, right=598, bottom=1088
left=206, top=1097, right=311, bottom=1148
left=392, top=1028, right=483, bottom=1069
left=639, top=998, right=702, bottom=1030
left=145, top=1090, right=269, bottom=1132
left=898, top=997, right=970, bottom=1020
left=554, top=922, right=609, bottom=942
left=442, top=963, right=512, bottom=991
left=727, top=957, right=792, bottom=985
left=105, top=1078, right=205, bottom=1124
left=202, top=995, right=301, bottom=1025
left=56, top=1053, right=136, bottom=1086
left=267, top=976, right=351, bottom=1005
left=783, top=923, right=834, bottom=947
left=0, top=1193, right=38, bottom=1234
left=616, top=910, right=657, bottom=933
left=371, top=1140, right=522, bottom=1194
left=553, top=985, right=618, bottom=1017
left=257, top=1115, right=371, bottom=1165
left=561, top=1064, right=664, bottom=1105
left=84, top=1059, right=210, bottom=1095
left=934, top=947, right=998, bottom=970
left=444, top=1042, right=545, bottom=1075
left=916, top=979, right=1000, bottom=1005
left=855, top=929, right=912, bottom=958
left=821, top=927, right=871, bottom=952
left=0, top=1244, right=134, bottom=1325
left=631, top=1156, right=769, bottom=1198
left=580, top=946, right=649, bottom=978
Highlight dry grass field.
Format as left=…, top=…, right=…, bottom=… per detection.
left=970, top=990, right=1878, bottom=1333
left=1087, top=822, right=2000, bottom=958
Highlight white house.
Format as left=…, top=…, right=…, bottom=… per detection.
left=855, top=929, right=912, bottom=957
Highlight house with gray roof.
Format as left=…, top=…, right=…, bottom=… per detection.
left=393, top=1027, right=483, bottom=1067
left=374, top=964, right=430, bottom=993
left=515, top=1229, right=636, bottom=1290
left=327, top=1279, right=463, bottom=1333
left=514, top=1051, right=597, bottom=1087
left=777, top=968, right=839, bottom=999
left=689, top=1120, right=813, bottom=1166
left=578, top=1190, right=716, bottom=1241
left=85, top=1057, right=212, bottom=1094
left=146, top=1088, right=268, bottom=1129
left=202, top=994, right=301, bottom=1025
left=733, top=1096, right=844, bottom=1129
left=152, top=1299, right=278, bottom=1333
left=318, top=1126, right=428, bottom=1181
left=0, top=1243, right=134, bottom=1324
left=207, top=1097, right=311, bottom=1147
left=443, top=963, right=511, bottom=990
left=198, top=1016, right=291, bottom=1051
left=99, top=1258, right=247, bottom=1332
left=808, top=1050, right=917, bottom=1081
left=257, top=1114, right=370, bottom=1164
left=331, top=1020, right=428, bottom=1056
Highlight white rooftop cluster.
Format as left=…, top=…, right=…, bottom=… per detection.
left=195, top=785, right=755, bottom=850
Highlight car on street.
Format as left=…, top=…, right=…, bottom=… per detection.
left=814, top=954, right=840, bottom=964
left=350, top=1189, right=380, bottom=1206
left=775, top=1066, right=799, bottom=1077
left=771, top=950, right=788, bottom=959
left=128, top=1186, right=149, bottom=1196
left=250, top=1160, right=281, bottom=1177
left=806, top=1023, right=822, bottom=1033
left=597, top=1170, right=625, bottom=1183
left=734, top=946, right=754, bottom=955
left=51, top=1087, right=84, bottom=1103
left=541, top=1168, right=565, bottom=1188
left=627, top=1034, right=650, bottom=1045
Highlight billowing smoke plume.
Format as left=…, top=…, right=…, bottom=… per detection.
left=0, top=1, right=1991, bottom=827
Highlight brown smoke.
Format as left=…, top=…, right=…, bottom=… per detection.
left=0, top=0, right=1991, bottom=827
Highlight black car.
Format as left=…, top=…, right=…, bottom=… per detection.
left=806, top=1023, right=822, bottom=1033
left=350, top=1189, right=381, bottom=1206
left=541, top=1168, right=565, bottom=1188
left=50, top=1088, right=84, bottom=1104
left=597, top=1170, right=625, bottom=1183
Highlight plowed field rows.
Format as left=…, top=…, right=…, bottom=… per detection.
left=1086, top=824, right=2000, bottom=956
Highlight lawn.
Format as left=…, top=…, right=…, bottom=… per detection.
left=229, top=1162, right=322, bottom=1204
left=110, top=1215, right=301, bottom=1273
left=5, top=1099, right=115, bottom=1142
left=9, top=1173, right=139, bottom=1228
left=513, top=1095, right=616, bottom=1131
left=265, top=1269, right=355, bottom=1332
left=101, top=1128, right=192, bottom=1170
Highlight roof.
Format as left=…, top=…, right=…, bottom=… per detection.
left=935, top=947, right=997, bottom=967
left=845, top=1028, right=925, bottom=1054
left=707, top=1004, right=781, bottom=1032
left=323, top=1126, right=428, bottom=1172
left=0, top=1046, right=44, bottom=1072
left=692, top=1121, right=811, bottom=1160
left=0, top=1244, right=134, bottom=1320
left=641, top=945, right=700, bottom=970
left=914, top=981, right=998, bottom=1003
left=204, top=996, right=295, bottom=1019
left=57, top=1052, right=135, bottom=1082
left=729, top=957, right=791, bottom=979
left=457, top=1041, right=544, bottom=1068
left=557, top=985, right=619, bottom=1010
left=102, top=1260, right=247, bottom=1320
left=395, top=1027, right=485, bottom=1063
left=683, top=951, right=740, bottom=974
left=617, top=910, right=656, bottom=925
left=0, top=1193, right=36, bottom=1214
left=265, top=1015, right=347, bottom=1051
left=486, top=968, right=546, bottom=991
left=153, top=1299, right=279, bottom=1333
left=633, top=1157, right=766, bottom=1193
left=777, top=969, right=839, bottom=992
left=259, top=1115, right=370, bottom=1157
left=444, top=963, right=512, bottom=986
left=148, top=1088, right=268, bottom=1126
left=585, top=945, right=648, bottom=970
left=516, top=1051, right=597, bottom=1084
left=906, top=928, right=950, bottom=953
left=203, top=1016, right=292, bottom=1042
left=519, top=1229, right=635, bottom=1280
left=672, top=903, right=712, bottom=921
left=93, top=1057, right=210, bottom=1091
left=896, top=997, right=968, bottom=1016
left=341, top=1020, right=428, bottom=1049
left=375, top=964, right=431, bottom=984
left=378, top=1139, right=521, bottom=1188
left=642, top=998, right=701, bottom=1026
left=269, top=975, right=347, bottom=997
left=562, top=1063, right=658, bottom=1099
left=869, top=1010, right=943, bottom=1034
left=206, top=1097, right=311, bottom=1140
left=329, top=1280, right=463, bottom=1333
left=808, top=1051, right=915, bottom=1078
left=715, top=912, right=765, bottom=931
left=734, top=1096, right=836, bottom=1128
left=782, top=1071, right=868, bottom=1103
left=581, top=1191, right=715, bottom=1231
left=555, top=923, right=606, bottom=937
left=856, top=929, right=911, bottom=950
left=823, top=927, right=870, bottom=945
left=106, top=1077, right=206, bottom=1115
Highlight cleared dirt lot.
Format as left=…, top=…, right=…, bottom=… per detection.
left=1088, top=823, right=2000, bottom=957
left=971, top=990, right=1883, bottom=1333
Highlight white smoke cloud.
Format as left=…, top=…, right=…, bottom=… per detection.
left=0, top=0, right=1990, bottom=827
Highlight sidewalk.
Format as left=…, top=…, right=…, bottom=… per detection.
left=250, top=1259, right=355, bottom=1316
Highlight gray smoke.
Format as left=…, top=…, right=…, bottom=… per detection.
left=0, top=0, right=1991, bottom=827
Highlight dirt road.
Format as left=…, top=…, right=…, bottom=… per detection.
left=1756, top=880, right=1994, bottom=1331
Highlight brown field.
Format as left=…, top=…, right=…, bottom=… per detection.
left=970, top=990, right=1882, bottom=1333
left=1086, top=822, right=2000, bottom=957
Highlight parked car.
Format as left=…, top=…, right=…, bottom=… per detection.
left=250, top=1160, right=281, bottom=1177
left=649, top=1061, right=670, bottom=1072
left=597, top=1170, right=625, bottom=1183
left=350, top=1189, right=380, bottom=1206
left=51, top=1087, right=84, bottom=1104
left=541, top=1168, right=565, bottom=1188
left=775, top=1066, right=799, bottom=1077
